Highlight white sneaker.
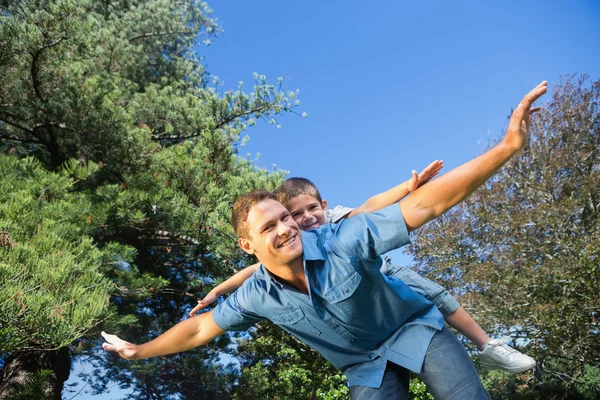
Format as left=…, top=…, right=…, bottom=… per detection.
left=479, top=337, right=536, bottom=373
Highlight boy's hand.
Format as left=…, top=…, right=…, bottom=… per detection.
left=407, top=160, right=444, bottom=192
left=503, top=81, right=547, bottom=151
left=188, top=291, right=219, bottom=317
left=102, top=331, right=139, bottom=360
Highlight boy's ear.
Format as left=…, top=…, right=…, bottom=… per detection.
left=238, top=238, right=255, bottom=255
left=321, top=199, right=328, bottom=211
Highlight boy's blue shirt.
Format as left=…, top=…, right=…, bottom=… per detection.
left=213, top=204, right=444, bottom=388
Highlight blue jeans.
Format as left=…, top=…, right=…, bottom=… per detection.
left=349, top=327, right=489, bottom=399
left=381, top=263, right=461, bottom=317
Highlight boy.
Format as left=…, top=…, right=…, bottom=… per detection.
left=190, top=163, right=535, bottom=373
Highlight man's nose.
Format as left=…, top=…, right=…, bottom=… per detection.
left=277, top=221, right=292, bottom=236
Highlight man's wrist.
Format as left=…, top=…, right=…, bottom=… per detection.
left=500, top=135, right=524, bottom=154
left=130, top=343, right=144, bottom=360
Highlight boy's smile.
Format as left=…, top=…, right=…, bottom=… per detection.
left=286, top=194, right=328, bottom=231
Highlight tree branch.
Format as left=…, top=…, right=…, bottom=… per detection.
left=30, top=37, right=64, bottom=101
left=129, top=31, right=194, bottom=43
left=151, top=105, right=268, bottom=140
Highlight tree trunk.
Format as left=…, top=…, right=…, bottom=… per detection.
left=0, top=347, right=70, bottom=400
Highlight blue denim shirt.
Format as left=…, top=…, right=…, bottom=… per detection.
left=213, top=204, right=444, bottom=388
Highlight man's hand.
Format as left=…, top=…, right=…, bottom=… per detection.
left=407, top=160, right=444, bottom=192
left=503, top=81, right=547, bottom=151
left=188, top=291, right=219, bottom=317
left=102, top=331, right=139, bottom=360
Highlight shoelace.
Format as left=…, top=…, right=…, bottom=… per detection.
left=487, top=337, right=517, bottom=356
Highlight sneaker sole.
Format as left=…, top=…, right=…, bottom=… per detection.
left=480, top=361, right=536, bottom=373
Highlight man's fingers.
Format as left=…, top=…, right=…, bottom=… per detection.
left=103, top=342, right=116, bottom=352
left=101, top=331, right=115, bottom=343
left=529, top=106, right=541, bottom=114
left=519, top=81, right=548, bottom=109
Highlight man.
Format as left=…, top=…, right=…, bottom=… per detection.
left=102, top=81, right=547, bottom=399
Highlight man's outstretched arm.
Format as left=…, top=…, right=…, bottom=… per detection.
left=102, top=311, right=225, bottom=360
left=400, top=81, right=547, bottom=232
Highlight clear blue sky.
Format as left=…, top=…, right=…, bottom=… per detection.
left=76, top=1, right=599, bottom=398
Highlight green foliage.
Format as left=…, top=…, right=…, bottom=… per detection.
left=3, top=369, right=52, bottom=400
left=1, top=0, right=304, bottom=398
left=234, top=322, right=349, bottom=400
left=409, top=378, right=433, bottom=400
left=0, top=155, right=122, bottom=351
left=407, top=75, right=600, bottom=397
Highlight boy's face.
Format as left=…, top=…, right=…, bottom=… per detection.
left=286, top=194, right=328, bottom=231
left=238, top=199, right=303, bottom=266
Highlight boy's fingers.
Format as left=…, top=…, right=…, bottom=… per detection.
left=189, top=300, right=207, bottom=316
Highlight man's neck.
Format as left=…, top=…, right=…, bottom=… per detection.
left=263, top=258, right=308, bottom=294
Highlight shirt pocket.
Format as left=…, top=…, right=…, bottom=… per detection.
left=323, top=270, right=363, bottom=318
left=270, top=307, right=321, bottom=336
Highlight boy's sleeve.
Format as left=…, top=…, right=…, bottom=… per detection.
left=212, top=285, right=265, bottom=331
left=331, top=204, right=410, bottom=262
left=326, top=205, right=355, bottom=223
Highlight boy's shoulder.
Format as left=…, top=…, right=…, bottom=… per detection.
left=325, top=205, right=354, bottom=224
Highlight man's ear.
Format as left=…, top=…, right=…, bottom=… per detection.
left=238, top=238, right=255, bottom=255
left=321, top=199, right=328, bottom=211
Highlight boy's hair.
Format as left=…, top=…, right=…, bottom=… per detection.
left=275, top=177, right=323, bottom=208
left=232, top=189, right=278, bottom=239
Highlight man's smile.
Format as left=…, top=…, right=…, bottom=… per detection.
left=278, top=235, right=297, bottom=247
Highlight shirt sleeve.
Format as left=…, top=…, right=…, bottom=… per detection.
left=331, top=204, right=410, bottom=262
left=212, top=284, right=265, bottom=331
left=326, top=205, right=354, bottom=223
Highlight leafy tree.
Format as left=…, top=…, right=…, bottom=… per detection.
left=234, top=322, right=349, bottom=400
left=1, top=0, right=300, bottom=398
left=407, top=75, right=600, bottom=398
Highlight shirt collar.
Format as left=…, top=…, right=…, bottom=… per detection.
left=257, top=231, right=325, bottom=292
left=257, top=263, right=283, bottom=292
left=300, top=230, right=326, bottom=261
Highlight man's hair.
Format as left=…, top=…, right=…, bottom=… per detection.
left=275, top=177, right=323, bottom=208
left=232, top=189, right=278, bottom=239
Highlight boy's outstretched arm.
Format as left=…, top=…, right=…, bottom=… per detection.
left=189, top=263, right=260, bottom=316
left=400, top=81, right=547, bottom=232
left=347, top=160, right=443, bottom=218
left=102, top=311, right=225, bottom=360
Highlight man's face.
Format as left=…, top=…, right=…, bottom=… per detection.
left=286, top=194, right=328, bottom=231
left=239, top=199, right=303, bottom=266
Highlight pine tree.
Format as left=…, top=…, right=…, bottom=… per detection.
left=1, top=1, right=301, bottom=398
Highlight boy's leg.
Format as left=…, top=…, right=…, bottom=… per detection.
left=418, top=327, right=490, bottom=400
left=444, top=306, right=489, bottom=348
left=380, top=263, right=461, bottom=317
left=349, top=362, right=410, bottom=400
left=382, top=263, right=535, bottom=373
